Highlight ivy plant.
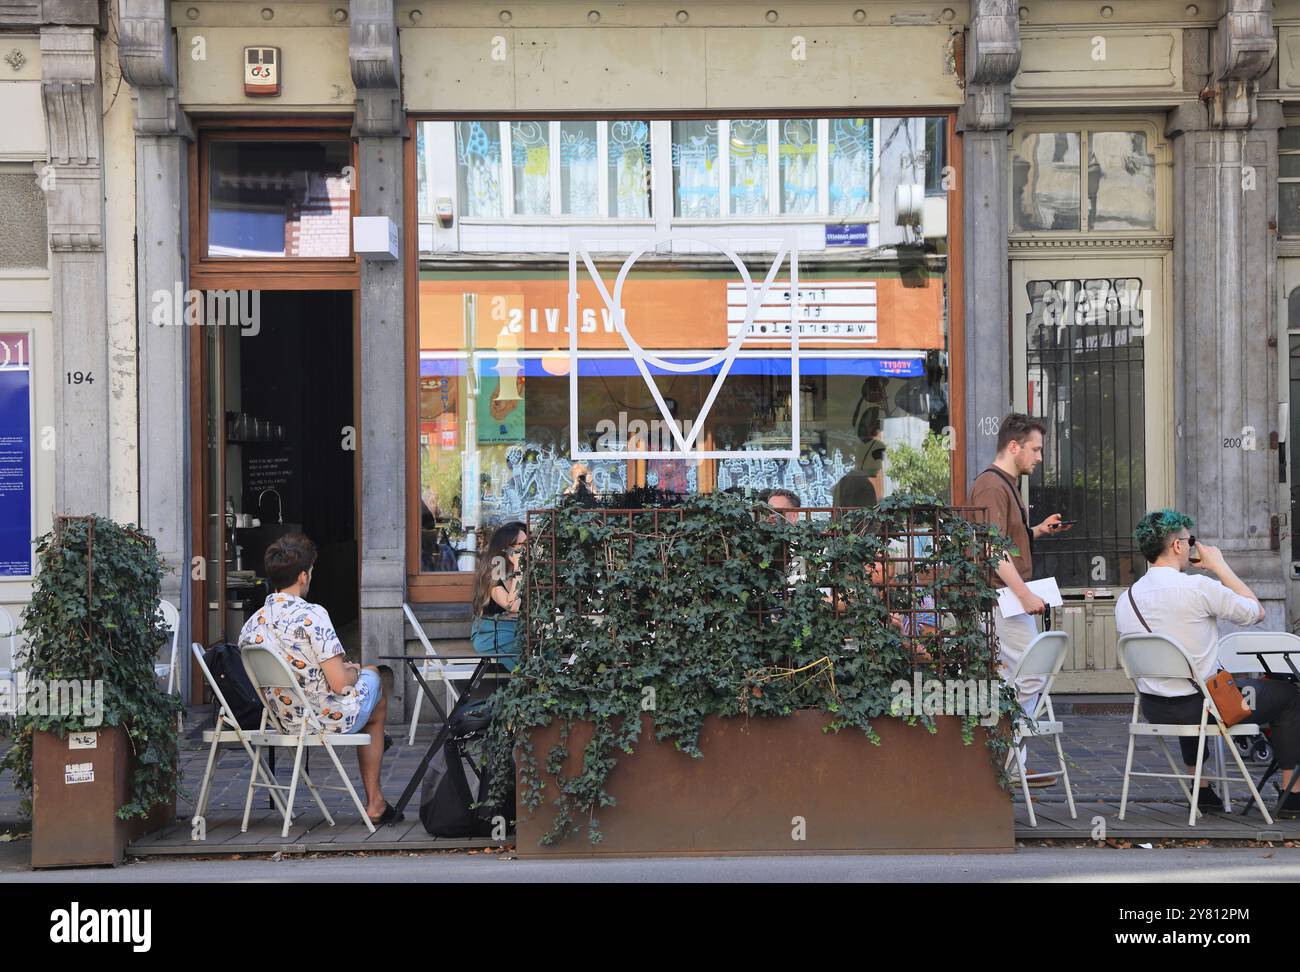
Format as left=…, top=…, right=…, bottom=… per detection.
left=1, top=516, right=180, bottom=819
left=485, top=490, right=1019, bottom=846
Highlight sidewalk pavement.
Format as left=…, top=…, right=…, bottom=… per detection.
left=0, top=701, right=1284, bottom=828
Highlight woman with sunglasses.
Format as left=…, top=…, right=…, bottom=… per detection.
left=471, top=521, right=528, bottom=671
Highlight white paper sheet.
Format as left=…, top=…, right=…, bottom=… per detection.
left=997, top=577, right=1063, bottom=618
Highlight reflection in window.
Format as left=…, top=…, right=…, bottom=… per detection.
left=828, top=118, right=874, bottom=217
left=779, top=119, right=818, bottom=215
left=511, top=121, right=551, bottom=216
left=1026, top=277, right=1146, bottom=587
left=1012, top=132, right=1081, bottom=231
left=560, top=121, right=599, bottom=216
left=456, top=121, right=503, bottom=217
left=608, top=120, right=651, bottom=218
left=207, top=140, right=352, bottom=257
left=924, top=117, right=947, bottom=195
left=729, top=119, right=770, bottom=217
left=673, top=120, right=720, bottom=217
left=1087, top=132, right=1155, bottom=231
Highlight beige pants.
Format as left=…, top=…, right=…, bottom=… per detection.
left=994, top=609, right=1045, bottom=711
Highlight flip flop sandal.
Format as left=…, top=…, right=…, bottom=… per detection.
left=383, top=733, right=394, bottom=753
left=369, top=802, right=405, bottom=827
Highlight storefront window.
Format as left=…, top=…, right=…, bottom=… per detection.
left=417, top=115, right=953, bottom=578
left=511, top=121, right=551, bottom=216
left=207, top=139, right=352, bottom=257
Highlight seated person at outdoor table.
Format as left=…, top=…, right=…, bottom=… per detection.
left=471, top=521, right=528, bottom=671
left=1115, top=509, right=1300, bottom=816
left=239, top=532, right=402, bottom=826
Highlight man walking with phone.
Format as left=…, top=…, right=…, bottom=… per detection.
left=970, top=413, right=1070, bottom=784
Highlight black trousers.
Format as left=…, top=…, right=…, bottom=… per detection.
left=1140, top=677, right=1300, bottom=769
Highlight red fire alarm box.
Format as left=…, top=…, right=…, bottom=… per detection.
left=244, top=46, right=280, bottom=96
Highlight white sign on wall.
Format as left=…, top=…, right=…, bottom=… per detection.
left=726, top=280, right=878, bottom=342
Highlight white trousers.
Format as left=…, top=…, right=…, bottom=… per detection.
left=994, top=609, right=1044, bottom=710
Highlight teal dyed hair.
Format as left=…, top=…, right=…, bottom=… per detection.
left=1133, top=509, right=1194, bottom=563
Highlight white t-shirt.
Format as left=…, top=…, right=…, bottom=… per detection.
left=1114, top=565, right=1264, bottom=697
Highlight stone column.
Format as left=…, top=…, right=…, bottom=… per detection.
left=1168, top=0, right=1284, bottom=622
left=120, top=0, right=194, bottom=694
left=957, top=0, right=1020, bottom=482
left=41, top=21, right=111, bottom=516
left=350, top=0, right=407, bottom=709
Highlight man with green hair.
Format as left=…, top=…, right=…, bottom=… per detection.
left=1116, top=509, right=1300, bottom=816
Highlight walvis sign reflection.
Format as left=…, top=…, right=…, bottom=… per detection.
left=568, top=231, right=802, bottom=461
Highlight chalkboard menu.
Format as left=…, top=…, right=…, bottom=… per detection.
left=0, top=332, right=33, bottom=578
left=241, top=444, right=299, bottom=522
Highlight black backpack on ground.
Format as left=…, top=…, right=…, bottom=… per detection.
left=419, top=704, right=515, bottom=839
left=203, top=642, right=265, bottom=730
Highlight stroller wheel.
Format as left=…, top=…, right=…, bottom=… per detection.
left=1253, top=740, right=1274, bottom=765
left=1234, top=736, right=1255, bottom=757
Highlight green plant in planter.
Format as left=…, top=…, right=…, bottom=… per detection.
left=0, top=516, right=180, bottom=819
left=484, top=491, right=1018, bottom=846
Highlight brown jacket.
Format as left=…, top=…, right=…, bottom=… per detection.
left=969, top=465, right=1033, bottom=582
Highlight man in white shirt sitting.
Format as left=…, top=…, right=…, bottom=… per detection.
left=1115, top=509, right=1300, bottom=816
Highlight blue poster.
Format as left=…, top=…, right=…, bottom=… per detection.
left=0, top=333, right=33, bottom=578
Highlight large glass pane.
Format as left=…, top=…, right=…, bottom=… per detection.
left=1027, top=276, right=1147, bottom=587
left=778, top=118, right=818, bottom=215
left=729, top=119, right=770, bottom=216
left=827, top=118, right=874, bottom=217
left=511, top=121, right=551, bottom=215
left=207, top=140, right=352, bottom=257
left=417, top=115, right=952, bottom=574
left=607, top=119, right=651, bottom=218
left=455, top=121, right=504, bottom=217
left=1087, top=132, right=1156, bottom=231
left=559, top=121, right=599, bottom=216
left=1281, top=183, right=1300, bottom=237
left=672, top=120, right=720, bottom=218
left=1012, top=132, right=1081, bottom=231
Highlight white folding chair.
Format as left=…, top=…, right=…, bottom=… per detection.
left=155, top=600, right=182, bottom=733
left=1004, top=630, right=1077, bottom=827
left=190, top=643, right=290, bottom=826
left=240, top=643, right=376, bottom=837
left=403, top=601, right=479, bottom=745
left=1117, top=633, right=1273, bottom=826
left=0, top=605, right=18, bottom=721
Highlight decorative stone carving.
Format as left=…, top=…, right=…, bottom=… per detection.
left=41, top=26, right=103, bottom=251
left=119, top=0, right=190, bottom=136
left=1211, top=0, right=1276, bottom=128
left=959, top=0, right=1020, bottom=132
left=349, top=0, right=403, bottom=136
left=4, top=47, right=26, bottom=70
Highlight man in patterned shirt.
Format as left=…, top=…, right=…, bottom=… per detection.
left=240, top=533, right=401, bottom=825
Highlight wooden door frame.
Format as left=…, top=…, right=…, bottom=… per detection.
left=187, top=117, right=363, bottom=696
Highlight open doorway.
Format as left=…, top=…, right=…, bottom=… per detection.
left=200, top=290, right=359, bottom=655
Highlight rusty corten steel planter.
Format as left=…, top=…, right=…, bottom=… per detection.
left=516, top=711, right=1013, bottom=857
left=31, top=727, right=175, bottom=868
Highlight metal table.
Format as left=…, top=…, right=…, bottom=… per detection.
left=377, top=652, right=515, bottom=815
